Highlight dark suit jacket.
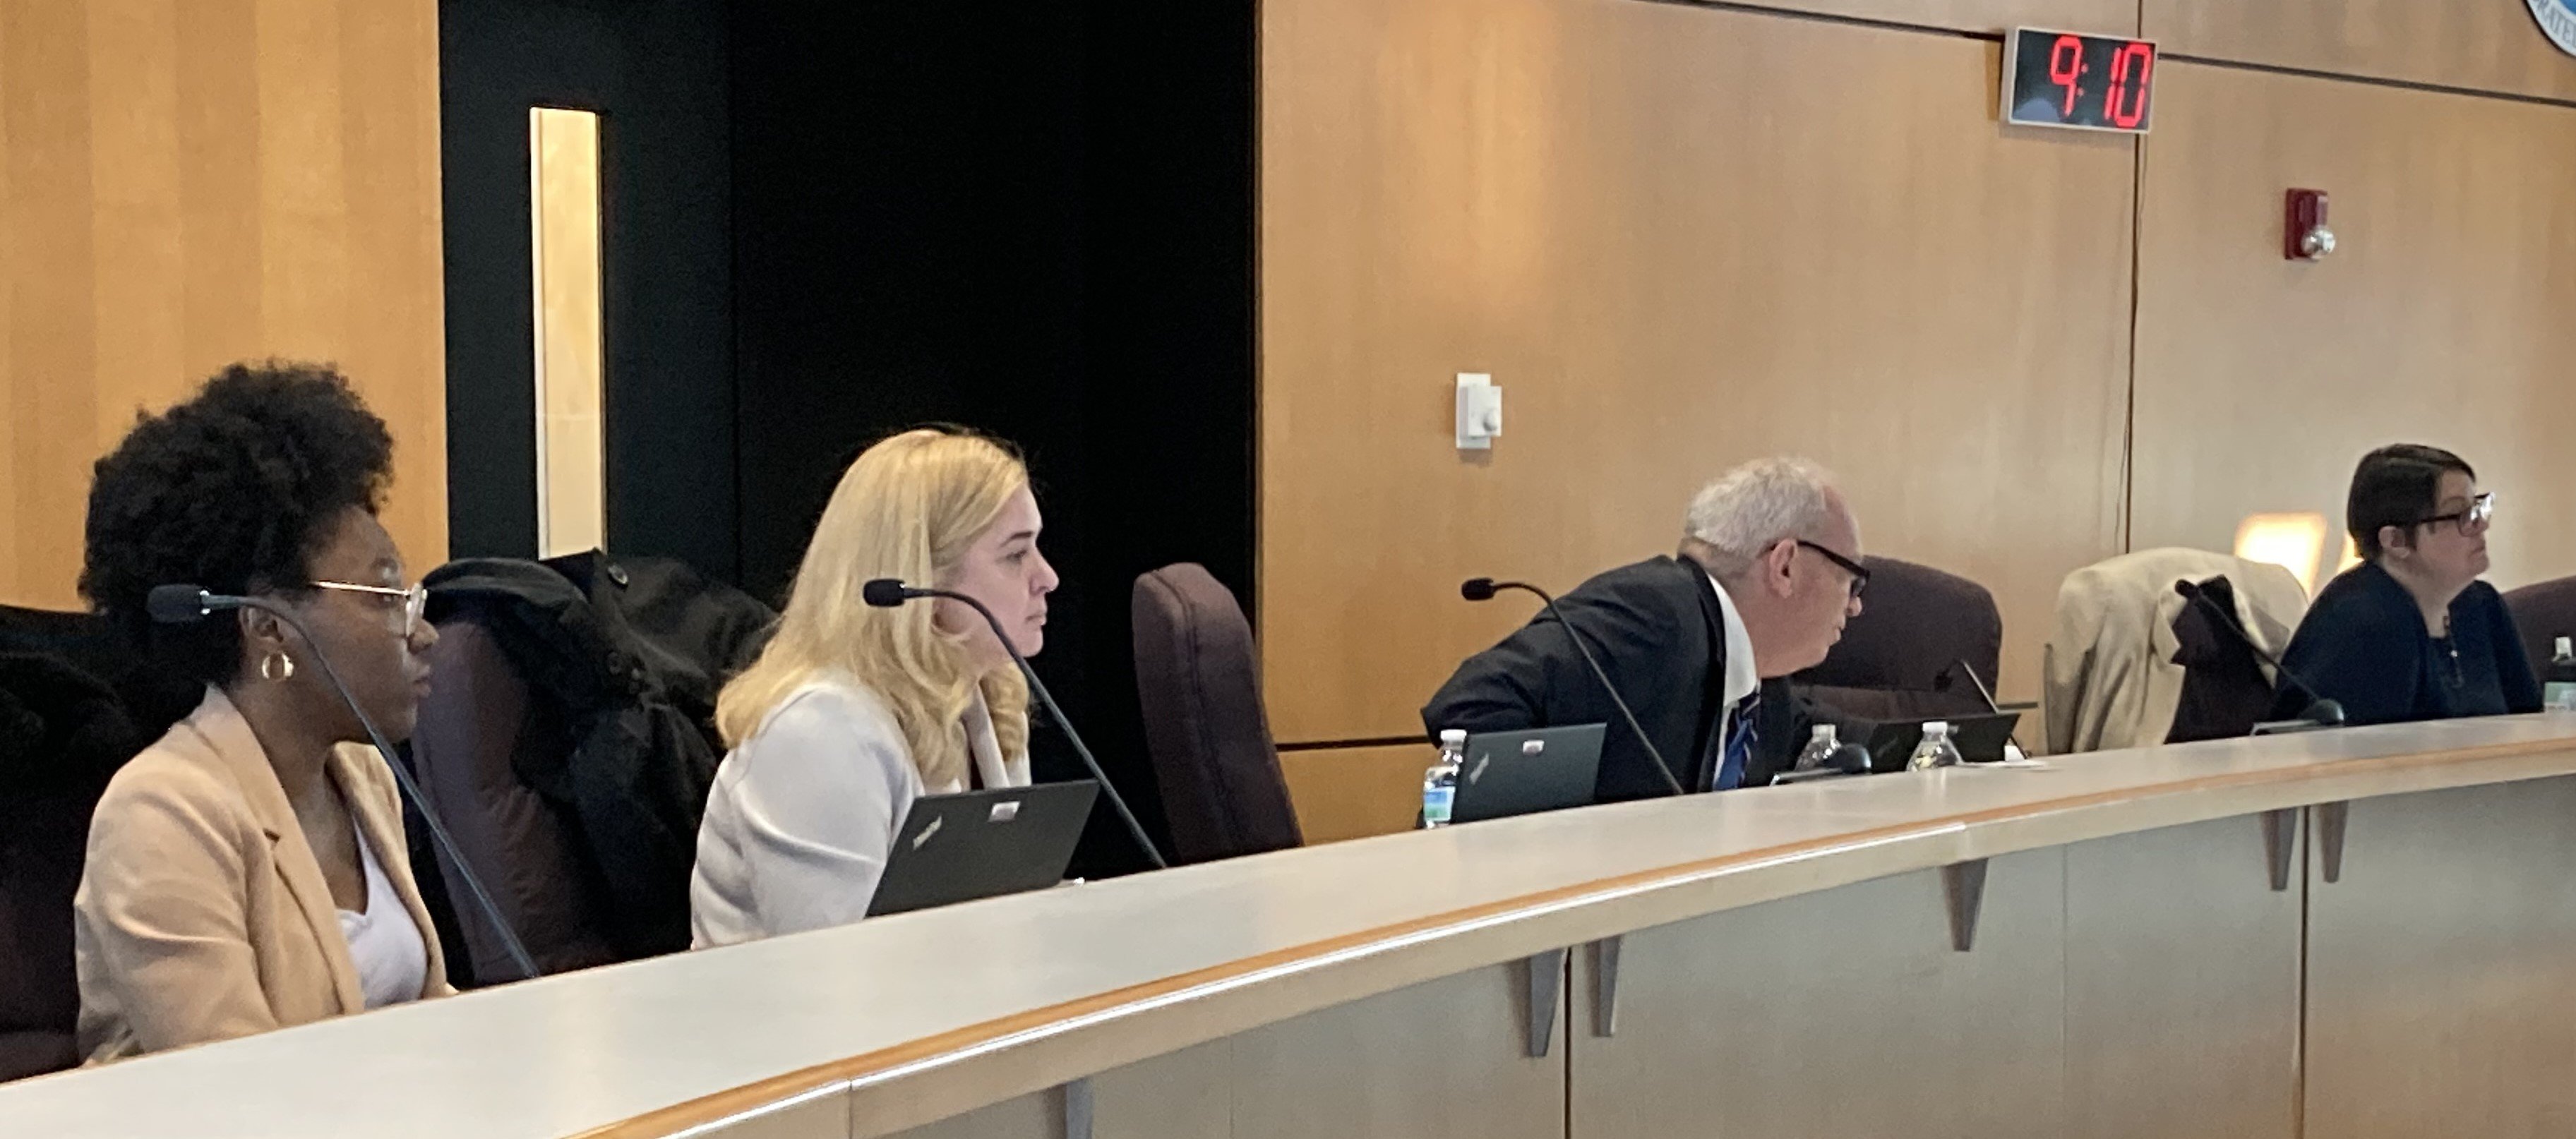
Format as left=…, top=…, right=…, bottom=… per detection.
left=2272, top=562, right=2543, bottom=725
left=1421, top=555, right=1816, bottom=802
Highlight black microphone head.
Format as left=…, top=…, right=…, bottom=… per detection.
left=1460, top=577, right=1499, bottom=602
left=1828, top=742, right=1873, bottom=774
left=860, top=579, right=913, bottom=608
left=147, top=584, right=213, bottom=625
left=2304, top=698, right=2347, bottom=727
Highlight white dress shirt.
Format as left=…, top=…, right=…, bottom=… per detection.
left=688, top=673, right=1031, bottom=948
left=1705, top=570, right=1761, bottom=742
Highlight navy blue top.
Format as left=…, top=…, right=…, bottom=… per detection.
left=2273, top=561, right=2544, bottom=726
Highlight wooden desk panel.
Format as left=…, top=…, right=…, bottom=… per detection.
left=2304, top=778, right=2576, bottom=1139
left=2061, top=814, right=2302, bottom=1139
left=4, top=718, right=2574, bottom=1138
left=872, top=966, right=1558, bottom=1139
left=1569, top=853, right=2071, bottom=1139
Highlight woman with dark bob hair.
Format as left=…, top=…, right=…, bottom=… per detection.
left=72, top=361, right=448, bottom=1062
left=2272, top=444, right=2541, bottom=727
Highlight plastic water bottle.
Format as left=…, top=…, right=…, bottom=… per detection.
left=1794, top=724, right=1840, bottom=771
left=1422, top=730, right=1466, bottom=828
left=1907, top=721, right=1964, bottom=771
left=2546, top=637, right=2576, bottom=712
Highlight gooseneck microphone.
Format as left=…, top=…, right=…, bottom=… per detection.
left=1946, top=656, right=2005, bottom=715
left=2171, top=579, right=2347, bottom=730
left=861, top=579, right=1168, bottom=871
left=1459, top=577, right=1687, bottom=797
left=146, top=584, right=541, bottom=980
left=1943, top=656, right=2032, bottom=758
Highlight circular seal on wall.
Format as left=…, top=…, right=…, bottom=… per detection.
left=2532, top=0, right=2576, bottom=56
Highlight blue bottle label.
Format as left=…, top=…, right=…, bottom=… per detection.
left=1422, top=785, right=1454, bottom=826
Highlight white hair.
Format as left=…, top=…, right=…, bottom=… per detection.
left=1682, top=457, right=1839, bottom=577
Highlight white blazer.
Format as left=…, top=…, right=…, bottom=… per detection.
left=688, top=673, right=1031, bottom=948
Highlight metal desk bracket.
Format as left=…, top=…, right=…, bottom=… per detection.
left=1523, top=948, right=1567, bottom=1058
left=1588, top=936, right=1624, bottom=1037
left=2261, top=808, right=2299, bottom=891
left=1943, top=860, right=1989, bottom=952
left=1058, top=1078, right=1094, bottom=1139
left=2316, top=801, right=2350, bottom=884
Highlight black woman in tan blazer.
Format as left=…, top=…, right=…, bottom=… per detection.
left=71, top=362, right=450, bottom=1062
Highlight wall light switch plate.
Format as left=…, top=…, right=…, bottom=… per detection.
left=1456, top=373, right=1501, bottom=450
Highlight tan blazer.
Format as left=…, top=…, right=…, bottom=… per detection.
left=73, top=687, right=449, bottom=1062
left=2042, top=550, right=2310, bottom=755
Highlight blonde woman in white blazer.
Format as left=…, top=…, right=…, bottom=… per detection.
left=689, top=428, right=1057, bottom=947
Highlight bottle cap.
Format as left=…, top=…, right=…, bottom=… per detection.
left=1810, top=724, right=1835, bottom=742
left=1439, top=728, right=1468, bottom=744
left=1922, top=721, right=1949, bottom=737
left=2558, top=636, right=2572, bottom=655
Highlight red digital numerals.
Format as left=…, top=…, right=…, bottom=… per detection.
left=2049, top=35, right=2083, bottom=117
left=2103, top=41, right=2153, bottom=129
left=2031, top=32, right=2154, bottom=131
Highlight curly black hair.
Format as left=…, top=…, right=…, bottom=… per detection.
left=79, top=361, right=395, bottom=685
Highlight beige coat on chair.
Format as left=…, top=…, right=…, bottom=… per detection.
left=73, top=687, right=450, bottom=1062
left=2042, top=550, right=2309, bottom=756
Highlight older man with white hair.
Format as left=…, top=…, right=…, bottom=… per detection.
left=1422, top=457, right=1869, bottom=801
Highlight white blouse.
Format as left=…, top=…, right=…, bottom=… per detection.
left=335, top=821, right=429, bottom=1010
left=687, top=674, right=1031, bottom=948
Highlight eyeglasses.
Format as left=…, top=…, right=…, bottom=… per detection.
left=311, top=580, right=429, bottom=630
left=2414, top=492, right=2496, bottom=535
left=1793, top=541, right=1871, bottom=601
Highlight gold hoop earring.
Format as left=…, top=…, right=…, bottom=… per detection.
left=258, top=651, right=296, bottom=682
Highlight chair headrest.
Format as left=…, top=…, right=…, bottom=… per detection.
left=1795, top=556, right=2001, bottom=692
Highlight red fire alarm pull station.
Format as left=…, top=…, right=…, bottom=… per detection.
left=2286, top=190, right=2335, bottom=261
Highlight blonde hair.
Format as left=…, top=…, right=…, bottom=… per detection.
left=716, top=428, right=1032, bottom=788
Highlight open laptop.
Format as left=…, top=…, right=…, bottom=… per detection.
left=867, top=780, right=1101, bottom=917
left=1450, top=723, right=1607, bottom=824
left=1853, top=712, right=2024, bottom=773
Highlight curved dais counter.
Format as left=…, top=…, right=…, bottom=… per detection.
left=6, top=716, right=2575, bottom=1139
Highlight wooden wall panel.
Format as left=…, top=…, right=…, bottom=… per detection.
left=1279, top=745, right=1427, bottom=843
left=1724, top=0, right=2133, bottom=36
left=0, top=0, right=445, bottom=608
left=2130, top=63, right=2576, bottom=593
left=2147, top=0, right=2576, bottom=102
left=1260, top=0, right=2134, bottom=742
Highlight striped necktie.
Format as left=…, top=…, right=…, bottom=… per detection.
left=1714, top=689, right=1761, bottom=791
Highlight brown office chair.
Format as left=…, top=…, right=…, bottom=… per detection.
left=0, top=658, right=121, bottom=1082
left=1792, top=556, right=2003, bottom=722
left=409, top=553, right=776, bottom=981
left=408, top=621, right=622, bottom=984
left=2502, top=574, right=2576, bottom=679
left=0, top=607, right=191, bottom=1083
left=1130, top=564, right=1302, bottom=864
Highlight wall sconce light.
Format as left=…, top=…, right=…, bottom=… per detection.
left=2235, top=512, right=2330, bottom=596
